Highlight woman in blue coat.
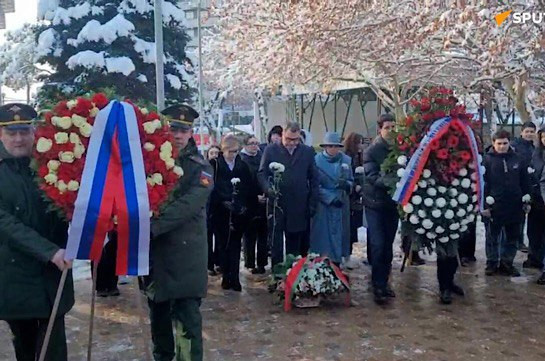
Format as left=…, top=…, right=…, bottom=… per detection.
left=310, top=132, right=353, bottom=264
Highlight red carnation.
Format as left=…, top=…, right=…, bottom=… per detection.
left=409, top=99, right=420, bottom=108
left=447, top=135, right=459, bottom=148
left=434, top=110, right=446, bottom=119
left=399, top=143, right=409, bottom=151
left=397, top=134, right=404, bottom=143
left=409, top=135, right=417, bottom=143
left=420, top=102, right=431, bottom=112
left=430, top=140, right=440, bottom=150
left=74, top=98, right=93, bottom=116
left=92, top=93, right=109, bottom=109
left=422, top=113, right=434, bottom=122
left=405, top=116, right=414, bottom=126
left=449, top=160, right=459, bottom=171
left=460, top=151, right=471, bottom=161
left=436, top=148, right=449, bottom=159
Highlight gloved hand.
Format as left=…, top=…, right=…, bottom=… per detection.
left=331, top=198, right=344, bottom=208
left=336, top=179, right=351, bottom=192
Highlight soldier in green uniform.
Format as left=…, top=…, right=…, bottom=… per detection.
left=143, top=104, right=212, bottom=361
left=0, top=103, right=74, bottom=361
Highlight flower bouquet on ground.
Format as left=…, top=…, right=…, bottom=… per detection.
left=382, top=87, right=485, bottom=257
left=270, top=253, right=350, bottom=311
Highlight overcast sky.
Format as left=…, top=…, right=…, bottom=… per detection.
left=1, top=0, right=39, bottom=102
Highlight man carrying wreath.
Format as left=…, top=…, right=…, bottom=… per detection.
left=0, top=103, right=74, bottom=361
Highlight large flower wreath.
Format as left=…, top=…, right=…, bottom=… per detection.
left=33, top=93, right=183, bottom=221
left=383, top=88, right=484, bottom=255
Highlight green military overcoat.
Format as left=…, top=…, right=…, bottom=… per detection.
left=0, top=144, right=74, bottom=320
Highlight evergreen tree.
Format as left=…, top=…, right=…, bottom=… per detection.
left=36, top=0, right=194, bottom=106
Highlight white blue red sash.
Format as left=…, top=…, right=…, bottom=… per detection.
left=66, top=101, right=150, bottom=276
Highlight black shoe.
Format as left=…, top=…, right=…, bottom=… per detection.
left=410, top=252, right=426, bottom=266
left=221, top=278, right=231, bottom=290
left=498, top=263, right=521, bottom=277
left=251, top=267, right=266, bottom=274
left=537, top=273, right=545, bottom=285
left=440, top=289, right=452, bottom=304
left=97, top=290, right=109, bottom=297
left=231, top=281, right=242, bottom=292
left=450, top=283, right=465, bottom=296
left=384, top=286, right=396, bottom=298
left=485, top=264, right=498, bottom=276
left=373, top=288, right=388, bottom=305
left=108, top=288, right=120, bottom=297
left=523, top=260, right=542, bottom=269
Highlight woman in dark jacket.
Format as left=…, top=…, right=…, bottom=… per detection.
left=210, top=136, right=253, bottom=291
left=240, top=135, right=268, bottom=274
left=206, top=145, right=221, bottom=275
left=531, top=128, right=545, bottom=282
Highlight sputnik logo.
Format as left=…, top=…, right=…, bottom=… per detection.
left=495, top=9, right=513, bottom=26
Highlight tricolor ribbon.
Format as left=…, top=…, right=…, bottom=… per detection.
left=392, top=116, right=485, bottom=210
left=284, top=256, right=350, bottom=312
left=66, top=101, right=150, bottom=276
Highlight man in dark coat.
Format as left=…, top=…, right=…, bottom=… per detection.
left=362, top=114, right=398, bottom=305
left=144, top=105, right=213, bottom=361
left=258, top=122, right=319, bottom=267
left=0, top=103, right=74, bottom=361
left=240, top=135, right=268, bottom=274
left=482, top=129, right=530, bottom=277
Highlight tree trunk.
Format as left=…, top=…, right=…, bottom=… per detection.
left=502, top=75, right=532, bottom=123
left=26, top=82, right=31, bottom=104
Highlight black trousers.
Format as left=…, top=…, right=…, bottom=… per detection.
left=92, top=233, right=119, bottom=292
left=300, top=222, right=311, bottom=258
left=527, top=206, right=545, bottom=266
left=437, top=256, right=459, bottom=291
left=7, top=317, right=67, bottom=361
left=350, top=209, right=364, bottom=255
left=243, top=217, right=268, bottom=269
left=214, top=214, right=245, bottom=284
left=206, top=219, right=218, bottom=271
left=458, top=222, right=477, bottom=260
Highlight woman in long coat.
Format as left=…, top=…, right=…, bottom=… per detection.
left=310, top=132, right=353, bottom=264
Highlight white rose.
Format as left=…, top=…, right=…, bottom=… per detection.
left=422, top=219, right=433, bottom=230
left=66, top=100, right=77, bottom=109
left=427, top=188, right=437, bottom=197
left=67, top=180, right=79, bottom=191
left=422, top=169, right=431, bottom=178
left=416, top=228, right=426, bottom=235
left=47, top=160, right=60, bottom=171
left=432, top=209, right=442, bottom=218
left=160, top=141, right=173, bottom=154
left=436, top=197, right=447, bottom=208
left=397, top=155, right=408, bottom=166
left=57, top=180, right=68, bottom=192
left=457, top=209, right=467, bottom=218
left=436, top=226, right=445, bottom=234
left=72, top=114, right=87, bottom=128
left=461, top=219, right=469, bottom=226
left=165, top=158, right=175, bottom=169
left=450, top=199, right=458, bottom=208
left=449, top=188, right=458, bottom=197
left=152, top=173, right=163, bottom=185
left=44, top=173, right=58, bottom=185
left=36, top=138, right=53, bottom=153
left=467, top=204, right=474, bottom=212
left=73, top=143, right=85, bottom=159
left=54, top=132, right=69, bottom=144
left=173, top=166, right=184, bottom=177
left=59, top=151, right=75, bottom=163
left=445, top=210, right=455, bottom=219
left=411, top=195, right=423, bottom=205
left=428, top=178, right=436, bottom=186
left=449, top=223, right=460, bottom=231
left=397, top=168, right=406, bottom=178
left=144, top=142, right=156, bottom=151
left=409, top=215, right=419, bottom=224
left=147, top=176, right=155, bottom=186
left=160, top=150, right=172, bottom=162
left=140, top=107, right=149, bottom=115
left=439, top=237, right=449, bottom=244
left=468, top=214, right=476, bottom=222
left=472, top=195, right=478, bottom=203
left=153, top=119, right=162, bottom=130
left=460, top=224, right=468, bottom=232
left=143, top=121, right=157, bottom=134
left=438, top=186, right=447, bottom=194
left=458, top=193, right=469, bottom=204
left=426, top=232, right=437, bottom=240
left=450, top=234, right=460, bottom=240
left=69, top=132, right=81, bottom=144
left=80, top=123, right=93, bottom=137
left=424, top=198, right=434, bottom=207
left=403, top=204, right=414, bottom=213
left=452, top=179, right=460, bottom=187
left=52, top=116, right=72, bottom=129
left=89, top=107, right=99, bottom=117
left=417, top=210, right=427, bottom=218
left=459, top=168, right=468, bottom=177
left=461, top=179, right=471, bottom=188
left=418, top=180, right=428, bottom=188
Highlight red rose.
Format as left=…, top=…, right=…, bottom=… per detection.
left=397, top=134, right=404, bottom=143
left=92, top=93, right=109, bottom=109
left=434, top=110, right=446, bottom=119
left=430, top=140, right=440, bottom=150
left=409, top=99, right=420, bottom=108
left=399, top=143, right=409, bottom=151
left=460, top=151, right=471, bottom=161
left=422, top=113, right=434, bottom=122
left=450, top=160, right=459, bottom=171
left=74, top=98, right=93, bottom=116
left=38, top=165, right=49, bottom=178
left=436, top=148, right=449, bottom=159
left=421, top=102, right=431, bottom=112
left=447, top=135, right=459, bottom=148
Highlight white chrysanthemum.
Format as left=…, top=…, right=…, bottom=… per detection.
left=467, top=204, right=474, bottom=212
left=450, top=199, right=458, bottom=208
left=432, top=209, right=442, bottom=218
left=411, top=195, right=423, bottom=205
left=522, top=194, right=532, bottom=203
left=403, top=204, right=414, bottom=213
left=416, top=228, right=425, bottom=235
left=438, top=186, right=447, bottom=194
left=472, top=195, right=478, bottom=203
left=439, top=237, right=449, bottom=244
left=436, top=198, right=447, bottom=208
left=458, top=193, right=469, bottom=204
left=445, top=210, right=455, bottom=219
left=452, top=179, right=460, bottom=187
left=528, top=167, right=536, bottom=174
left=44, top=173, right=57, bottom=185
left=417, top=210, right=427, bottom=218
left=144, top=142, right=155, bottom=151
left=355, top=166, right=365, bottom=174
left=152, top=173, right=163, bottom=185
left=418, top=180, right=428, bottom=188
left=424, top=198, right=434, bottom=207
left=397, top=155, right=408, bottom=166
left=269, top=162, right=285, bottom=173
left=54, top=132, right=69, bottom=144
left=427, top=188, right=437, bottom=197
left=422, top=169, right=431, bottom=178
left=468, top=214, right=476, bottom=222
left=486, top=196, right=495, bottom=205
left=449, top=223, right=460, bottom=231
left=461, top=219, right=469, bottom=226
left=71, top=114, right=87, bottom=128
left=36, top=138, right=53, bottom=153
left=173, top=166, right=184, bottom=177
left=428, top=178, right=436, bottom=186
left=80, top=123, right=93, bottom=137
left=409, top=215, right=419, bottom=225
left=422, top=219, right=433, bottom=230
left=66, top=100, right=77, bottom=109
left=436, top=226, right=445, bottom=234
left=449, top=188, right=458, bottom=197
left=53, top=116, right=72, bottom=130
left=47, top=160, right=60, bottom=171
left=450, top=234, right=460, bottom=240
left=460, top=225, right=468, bottom=232
left=57, top=180, right=68, bottom=192
left=461, top=179, right=471, bottom=188
left=459, top=168, right=468, bottom=177
left=143, top=121, right=158, bottom=134
left=426, top=232, right=437, bottom=240
left=231, top=178, right=241, bottom=185
left=457, top=209, right=467, bottom=218
left=397, top=168, right=406, bottom=178
left=59, top=151, right=75, bottom=163
left=67, top=180, right=79, bottom=191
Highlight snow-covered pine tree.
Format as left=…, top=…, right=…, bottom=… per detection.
left=36, top=0, right=195, bottom=106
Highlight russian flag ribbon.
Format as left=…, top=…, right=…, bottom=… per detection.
left=65, top=101, right=151, bottom=276
left=392, top=117, right=485, bottom=210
